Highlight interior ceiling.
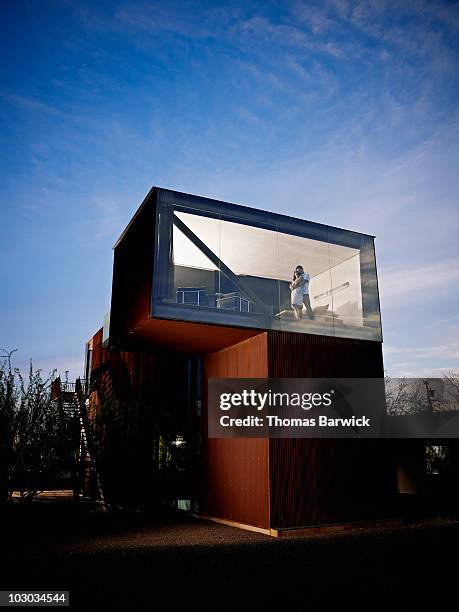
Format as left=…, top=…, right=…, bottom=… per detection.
left=173, top=211, right=360, bottom=279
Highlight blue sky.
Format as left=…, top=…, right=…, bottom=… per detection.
left=1, top=0, right=458, bottom=379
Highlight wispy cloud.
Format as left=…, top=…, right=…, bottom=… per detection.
left=0, top=91, right=64, bottom=116
left=291, top=2, right=339, bottom=34
left=379, top=259, right=459, bottom=303
left=2, top=0, right=458, bottom=378
left=383, top=345, right=459, bottom=377
left=233, top=15, right=347, bottom=57
left=385, top=341, right=459, bottom=361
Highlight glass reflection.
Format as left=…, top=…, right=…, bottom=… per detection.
left=277, top=228, right=334, bottom=336
left=172, top=209, right=220, bottom=309
left=153, top=197, right=382, bottom=341
left=219, top=215, right=280, bottom=328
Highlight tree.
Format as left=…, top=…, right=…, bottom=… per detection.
left=0, top=350, right=70, bottom=501
left=442, top=370, right=459, bottom=406
left=385, top=376, right=426, bottom=416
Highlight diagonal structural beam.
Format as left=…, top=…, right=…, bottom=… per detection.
left=173, top=214, right=272, bottom=315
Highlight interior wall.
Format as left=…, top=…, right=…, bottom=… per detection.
left=309, top=255, right=362, bottom=325
left=201, top=333, right=270, bottom=529
left=330, top=255, right=363, bottom=325
left=173, top=265, right=217, bottom=300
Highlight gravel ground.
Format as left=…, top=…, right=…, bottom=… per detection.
left=2, top=493, right=458, bottom=610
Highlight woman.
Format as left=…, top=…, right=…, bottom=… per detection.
left=290, top=265, right=309, bottom=319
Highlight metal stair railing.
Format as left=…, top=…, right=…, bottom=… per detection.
left=73, top=378, right=108, bottom=511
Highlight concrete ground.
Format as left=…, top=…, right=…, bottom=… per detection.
left=2, top=491, right=458, bottom=610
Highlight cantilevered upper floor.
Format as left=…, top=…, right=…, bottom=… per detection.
left=107, top=187, right=382, bottom=353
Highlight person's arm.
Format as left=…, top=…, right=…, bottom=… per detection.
left=291, top=275, right=305, bottom=289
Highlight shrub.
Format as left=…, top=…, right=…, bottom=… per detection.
left=0, top=351, right=69, bottom=501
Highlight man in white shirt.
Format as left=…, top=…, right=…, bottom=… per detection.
left=290, top=265, right=314, bottom=320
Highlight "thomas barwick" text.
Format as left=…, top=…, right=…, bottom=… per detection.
left=220, top=415, right=371, bottom=428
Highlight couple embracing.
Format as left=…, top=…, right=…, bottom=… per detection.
left=289, top=265, right=314, bottom=320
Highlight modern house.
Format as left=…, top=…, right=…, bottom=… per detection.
left=85, top=187, right=427, bottom=534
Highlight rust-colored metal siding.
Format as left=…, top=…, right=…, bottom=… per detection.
left=109, top=191, right=156, bottom=348
left=267, top=331, right=395, bottom=528
left=89, top=324, right=395, bottom=529
left=88, top=328, right=159, bottom=404
left=201, top=333, right=270, bottom=529
left=267, top=331, right=384, bottom=379
left=90, top=328, right=105, bottom=370
left=118, top=316, right=262, bottom=355
left=269, top=437, right=395, bottom=527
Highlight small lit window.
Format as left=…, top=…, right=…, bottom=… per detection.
left=425, top=445, right=449, bottom=475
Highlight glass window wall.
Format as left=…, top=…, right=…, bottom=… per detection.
left=152, top=192, right=382, bottom=341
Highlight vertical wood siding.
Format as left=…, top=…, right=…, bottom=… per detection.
left=201, top=333, right=270, bottom=529
left=267, top=331, right=395, bottom=528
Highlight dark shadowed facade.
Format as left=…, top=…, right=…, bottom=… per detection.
left=84, top=187, right=442, bottom=534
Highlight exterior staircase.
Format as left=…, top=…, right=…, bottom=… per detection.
left=52, top=378, right=107, bottom=511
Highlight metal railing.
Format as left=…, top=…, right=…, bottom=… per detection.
left=60, top=380, right=86, bottom=394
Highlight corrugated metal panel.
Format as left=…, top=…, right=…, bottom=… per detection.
left=267, top=331, right=384, bottom=379
left=269, top=439, right=337, bottom=526
left=89, top=328, right=159, bottom=402
left=267, top=331, right=395, bottom=528
left=91, top=328, right=105, bottom=370
left=201, top=333, right=270, bottom=529
left=269, top=437, right=395, bottom=528
left=88, top=324, right=395, bottom=528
